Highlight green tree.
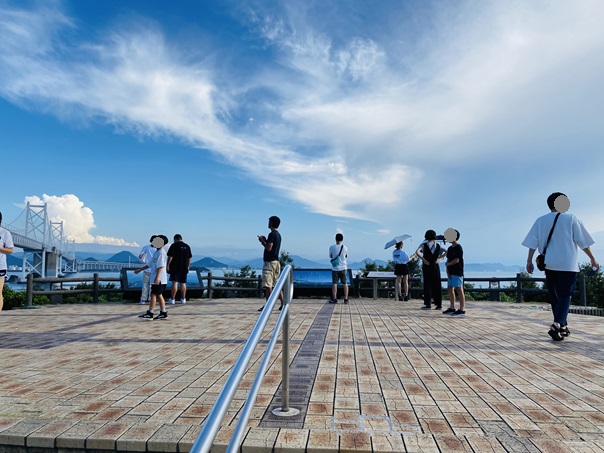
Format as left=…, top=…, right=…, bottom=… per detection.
left=572, top=263, right=604, bottom=308
left=213, top=265, right=259, bottom=298
left=280, top=250, right=295, bottom=269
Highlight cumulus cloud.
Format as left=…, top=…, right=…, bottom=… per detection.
left=2, top=0, right=604, bottom=223
left=23, top=194, right=138, bottom=246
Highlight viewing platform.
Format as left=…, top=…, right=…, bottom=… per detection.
left=1, top=298, right=603, bottom=452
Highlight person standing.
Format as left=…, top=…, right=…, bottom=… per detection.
left=136, top=235, right=169, bottom=320
left=0, top=211, right=15, bottom=312
left=416, top=230, right=445, bottom=310
left=329, top=233, right=349, bottom=304
left=523, top=192, right=599, bottom=341
left=258, top=216, right=283, bottom=312
left=393, top=241, right=413, bottom=301
left=137, top=235, right=157, bottom=305
left=166, top=234, right=193, bottom=305
left=443, top=228, right=465, bottom=316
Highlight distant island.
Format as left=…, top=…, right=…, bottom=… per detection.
left=7, top=251, right=523, bottom=272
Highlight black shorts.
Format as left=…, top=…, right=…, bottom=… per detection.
left=169, top=273, right=188, bottom=284
left=332, top=270, right=347, bottom=284
left=394, top=264, right=409, bottom=276
left=0, top=270, right=6, bottom=278
left=151, top=284, right=166, bottom=295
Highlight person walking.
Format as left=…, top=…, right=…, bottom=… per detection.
left=258, top=216, right=283, bottom=312
left=137, top=235, right=157, bottom=305
left=0, top=211, right=15, bottom=312
left=329, top=233, right=349, bottom=304
left=416, top=230, right=445, bottom=310
left=166, top=234, right=192, bottom=305
left=523, top=192, right=599, bottom=341
left=135, top=235, right=170, bottom=320
left=393, top=241, right=414, bottom=301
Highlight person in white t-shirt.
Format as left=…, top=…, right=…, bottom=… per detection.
left=137, top=235, right=157, bottom=305
left=135, top=235, right=169, bottom=320
left=0, top=211, right=15, bottom=312
left=328, top=233, right=349, bottom=304
left=523, top=192, right=599, bottom=341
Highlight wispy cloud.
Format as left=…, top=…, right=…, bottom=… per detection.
left=1, top=0, right=604, bottom=224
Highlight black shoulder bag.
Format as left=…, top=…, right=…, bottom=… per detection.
left=535, top=213, right=560, bottom=271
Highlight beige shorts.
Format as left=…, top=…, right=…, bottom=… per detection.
left=262, top=260, right=281, bottom=289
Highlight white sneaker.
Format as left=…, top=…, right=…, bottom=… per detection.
left=167, top=298, right=175, bottom=305
left=138, top=300, right=147, bottom=305
left=180, top=298, right=186, bottom=304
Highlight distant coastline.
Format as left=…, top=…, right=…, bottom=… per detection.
left=7, top=250, right=524, bottom=273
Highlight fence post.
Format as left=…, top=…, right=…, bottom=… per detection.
left=207, top=272, right=213, bottom=299
left=258, top=275, right=263, bottom=298
left=489, top=280, right=500, bottom=302
left=26, top=273, right=34, bottom=308
left=372, top=278, right=378, bottom=300
left=516, top=273, right=522, bottom=303
left=578, top=273, right=587, bottom=306
left=93, top=273, right=100, bottom=303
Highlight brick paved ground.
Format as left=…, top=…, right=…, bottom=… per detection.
left=1, top=298, right=604, bottom=452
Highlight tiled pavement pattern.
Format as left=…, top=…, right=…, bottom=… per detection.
left=0, top=299, right=604, bottom=452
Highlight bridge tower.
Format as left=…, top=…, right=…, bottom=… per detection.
left=22, top=202, right=48, bottom=279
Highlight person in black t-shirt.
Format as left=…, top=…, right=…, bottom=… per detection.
left=166, top=234, right=192, bottom=304
left=257, top=216, right=283, bottom=312
left=443, top=228, right=465, bottom=316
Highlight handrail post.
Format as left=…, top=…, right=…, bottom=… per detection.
left=93, top=273, right=100, bottom=303
left=281, top=268, right=292, bottom=412
left=372, top=278, right=377, bottom=300
left=26, top=273, right=34, bottom=308
left=207, top=272, right=213, bottom=299
left=516, top=273, right=522, bottom=303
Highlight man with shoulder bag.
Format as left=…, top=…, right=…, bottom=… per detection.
left=329, top=233, right=349, bottom=304
left=523, top=192, right=599, bottom=341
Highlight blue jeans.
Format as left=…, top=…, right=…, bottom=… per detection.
left=545, top=270, right=577, bottom=326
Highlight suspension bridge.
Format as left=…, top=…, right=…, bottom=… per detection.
left=3, top=203, right=135, bottom=280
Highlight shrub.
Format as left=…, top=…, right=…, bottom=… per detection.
left=2, top=285, right=50, bottom=309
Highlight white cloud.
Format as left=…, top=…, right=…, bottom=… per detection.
left=22, top=194, right=138, bottom=247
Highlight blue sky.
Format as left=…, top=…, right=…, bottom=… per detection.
left=1, top=0, right=604, bottom=265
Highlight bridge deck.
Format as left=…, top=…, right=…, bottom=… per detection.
left=1, top=299, right=604, bottom=452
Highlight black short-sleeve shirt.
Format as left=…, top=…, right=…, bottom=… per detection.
left=263, top=230, right=281, bottom=262
left=446, top=244, right=464, bottom=277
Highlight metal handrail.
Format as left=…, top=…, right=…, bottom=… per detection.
left=190, top=265, right=295, bottom=453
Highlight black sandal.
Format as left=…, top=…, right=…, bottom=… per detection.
left=560, top=326, right=570, bottom=337
left=548, top=324, right=563, bottom=341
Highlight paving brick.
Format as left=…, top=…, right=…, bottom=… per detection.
left=0, top=419, right=47, bottom=446
left=274, top=428, right=309, bottom=453
left=370, top=433, right=405, bottom=453
left=26, top=419, right=78, bottom=448
left=241, top=427, right=279, bottom=453
left=55, top=420, right=107, bottom=449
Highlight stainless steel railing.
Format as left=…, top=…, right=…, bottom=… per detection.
left=190, top=265, right=295, bottom=453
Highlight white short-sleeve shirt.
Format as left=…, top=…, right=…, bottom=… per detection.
left=329, top=243, right=348, bottom=271
left=0, top=227, right=15, bottom=271
left=522, top=212, right=595, bottom=272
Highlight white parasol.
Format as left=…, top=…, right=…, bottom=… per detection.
left=384, top=234, right=412, bottom=249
